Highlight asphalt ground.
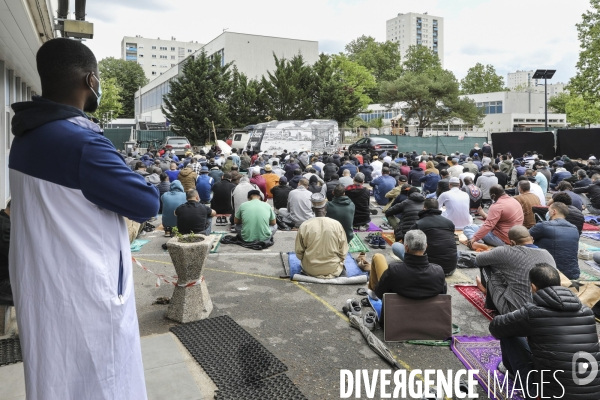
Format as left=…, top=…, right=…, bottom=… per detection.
left=132, top=203, right=600, bottom=400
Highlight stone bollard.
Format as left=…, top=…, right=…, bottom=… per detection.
left=165, top=234, right=215, bottom=323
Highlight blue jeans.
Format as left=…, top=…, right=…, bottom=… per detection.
left=463, top=224, right=506, bottom=247
left=500, top=336, right=535, bottom=399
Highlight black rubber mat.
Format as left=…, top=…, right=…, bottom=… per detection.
left=0, top=338, right=22, bottom=366
left=170, top=315, right=289, bottom=389
left=215, top=374, right=307, bottom=400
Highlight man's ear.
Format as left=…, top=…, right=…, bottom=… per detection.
left=531, top=283, right=538, bottom=294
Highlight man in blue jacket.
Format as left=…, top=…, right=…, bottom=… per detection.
left=529, top=202, right=580, bottom=279
left=371, top=167, right=396, bottom=205
left=9, top=38, right=158, bottom=399
left=196, top=166, right=214, bottom=203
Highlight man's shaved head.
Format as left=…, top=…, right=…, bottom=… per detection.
left=508, top=225, right=532, bottom=244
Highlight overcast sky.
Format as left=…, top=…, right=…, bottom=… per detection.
left=80, top=0, right=592, bottom=84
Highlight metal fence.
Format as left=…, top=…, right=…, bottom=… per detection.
left=135, top=130, right=172, bottom=143
left=103, top=128, right=133, bottom=151
left=373, top=135, right=484, bottom=156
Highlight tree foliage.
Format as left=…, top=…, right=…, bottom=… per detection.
left=548, top=92, right=571, bottom=114
left=565, top=95, right=600, bottom=127
left=162, top=51, right=232, bottom=145
left=261, top=54, right=314, bottom=120
left=379, top=51, right=483, bottom=134
left=228, top=67, right=267, bottom=127
left=90, top=77, right=123, bottom=127
left=402, top=45, right=441, bottom=74
left=569, top=0, right=600, bottom=103
left=98, top=57, right=148, bottom=118
left=460, top=63, right=506, bottom=94
left=331, top=54, right=376, bottom=110
left=345, top=35, right=403, bottom=102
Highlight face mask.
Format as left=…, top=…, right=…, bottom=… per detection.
left=545, top=211, right=550, bottom=221
left=87, top=73, right=102, bottom=107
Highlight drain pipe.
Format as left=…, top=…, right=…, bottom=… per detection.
left=75, top=0, right=86, bottom=21
left=57, top=0, right=69, bottom=19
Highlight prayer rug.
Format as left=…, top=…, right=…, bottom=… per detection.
left=286, top=253, right=367, bottom=284
left=580, top=270, right=600, bottom=282
left=348, top=234, right=369, bottom=253
left=353, top=222, right=382, bottom=232
left=454, top=285, right=497, bottom=320
left=585, top=260, right=600, bottom=275
left=582, top=232, right=600, bottom=241
left=583, top=223, right=600, bottom=231
left=209, top=232, right=228, bottom=254
left=451, top=336, right=524, bottom=400
left=381, top=232, right=396, bottom=246
left=130, top=239, right=150, bottom=252
left=445, top=270, right=474, bottom=285
left=585, top=215, right=600, bottom=223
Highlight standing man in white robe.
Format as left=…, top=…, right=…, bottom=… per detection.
left=9, top=38, right=159, bottom=399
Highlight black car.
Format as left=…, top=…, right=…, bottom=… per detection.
left=348, top=137, right=398, bottom=158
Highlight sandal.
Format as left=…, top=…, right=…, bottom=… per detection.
left=360, top=298, right=371, bottom=308
left=356, top=287, right=368, bottom=296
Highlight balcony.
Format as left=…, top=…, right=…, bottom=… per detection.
left=126, top=55, right=138, bottom=61
left=126, top=47, right=137, bottom=52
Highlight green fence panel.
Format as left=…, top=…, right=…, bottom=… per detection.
left=103, top=128, right=132, bottom=150
left=136, top=130, right=172, bottom=143
left=376, top=136, right=485, bottom=156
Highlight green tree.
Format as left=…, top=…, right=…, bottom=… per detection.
left=90, top=77, right=123, bottom=127
left=379, top=67, right=483, bottom=135
left=460, top=63, right=506, bottom=94
left=345, top=35, right=402, bottom=102
left=98, top=57, right=148, bottom=118
left=228, top=67, right=267, bottom=127
left=162, top=51, right=232, bottom=145
left=331, top=54, right=376, bottom=109
left=261, top=54, right=315, bottom=120
left=402, top=45, right=441, bottom=74
left=565, top=95, right=600, bottom=127
left=548, top=91, right=572, bottom=113
left=569, top=0, right=600, bottom=103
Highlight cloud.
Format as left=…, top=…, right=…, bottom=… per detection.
left=83, top=0, right=589, bottom=84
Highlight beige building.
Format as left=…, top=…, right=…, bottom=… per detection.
left=386, top=12, right=444, bottom=67
left=121, top=36, right=204, bottom=81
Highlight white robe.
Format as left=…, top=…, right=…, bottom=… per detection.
left=9, top=116, right=158, bottom=400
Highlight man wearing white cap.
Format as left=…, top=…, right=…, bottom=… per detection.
left=295, top=193, right=348, bottom=278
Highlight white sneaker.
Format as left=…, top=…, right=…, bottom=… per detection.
left=345, top=299, right=361, bottom=316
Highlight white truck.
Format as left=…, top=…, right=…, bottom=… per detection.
left=246, top=120, right=340, bottom=154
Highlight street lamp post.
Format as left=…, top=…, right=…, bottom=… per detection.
left=532, top=69, right=556, bottom=131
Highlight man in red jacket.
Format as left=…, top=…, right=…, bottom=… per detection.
left=463, top=185, right=524, bottom=248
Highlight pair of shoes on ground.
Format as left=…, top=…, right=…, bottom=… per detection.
left=342, top=298, right=377, bottom=331
left=356, top=252, right=371, bottom=272
left=215, top=216, right=229, bottom=226
left=367, top=233, right=386, bottom=249
left=379, top=222, right=393, bottom=230
left=355, top=224, right=369, bottom=232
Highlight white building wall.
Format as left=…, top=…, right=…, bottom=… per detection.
left=386, top=12, right=444, bottom=67
left=1, top=0, right=52, bottom=207
left=121, top=36, right=204, bottom=81
left=134, top=32, right=319, bottom=122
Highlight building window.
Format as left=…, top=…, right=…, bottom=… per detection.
left=171, top=47, right=175, bottom=51
left=171, top=64, right=176, bottom=67
left=151, top=46, right=156, bottom=50
left=160, top=46, right=167, bottom=51
left=171, top=55, right=175, bottom=59
left=151, top=63, right=157, bottom=67
left=187, top=49, right=192, bottom=53
left=160, top=55, right=167, bottom=59
left=152, top=54, right=156, bottom=58
left=139, top=45, right=144, bottom=49
left=152, top=71, right=157, bottom=75
left=139, top=54, right=144, bottom=58
left=476, top=101, right=503, bottom=114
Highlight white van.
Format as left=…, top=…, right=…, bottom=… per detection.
left=246, top=120, right=339, bottom=154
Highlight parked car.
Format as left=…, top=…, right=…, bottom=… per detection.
left=348, top=137, right=398, bottom=158
left=162, top=136, right=191, bottom=156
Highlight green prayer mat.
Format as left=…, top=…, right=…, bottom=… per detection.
left=209, top=232, right=228, bottom=254
left=131, top=239, right=150, bottom=252
left=579, top=271, right=600, bottom=282
left=405, top=324, right=460, bottom=347
left=348, top=234, right=369, bottom=253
